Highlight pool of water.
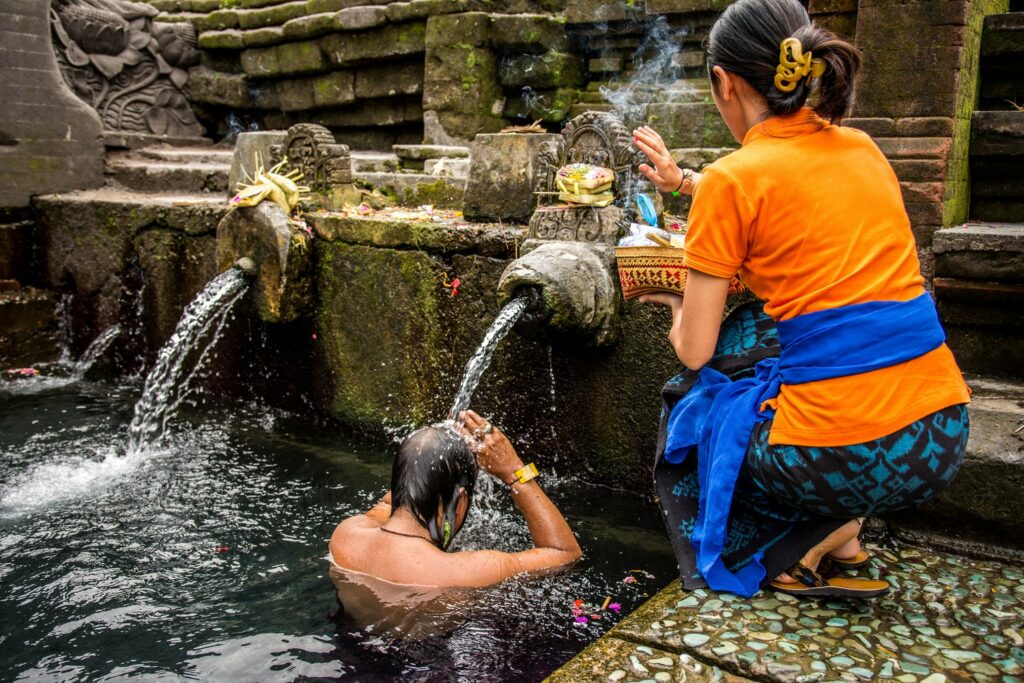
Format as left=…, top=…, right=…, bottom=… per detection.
left=0, top=377, right=676, bottom=682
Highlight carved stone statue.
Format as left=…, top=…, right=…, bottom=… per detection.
left=271, top=123, right=357, bottom=210
left=50, top=0, right=203, bottom=138
left=528, top=111, right=649, bottom=246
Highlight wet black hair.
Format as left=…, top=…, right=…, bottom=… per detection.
left=706, top=0, right=862, bottom=122
left=390, top=426, right=478, bottom=551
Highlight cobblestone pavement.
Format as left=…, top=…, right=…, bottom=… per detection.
left=548, top=544, right=1024, bottom=683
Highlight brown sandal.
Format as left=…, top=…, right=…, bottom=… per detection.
left=770, top=563, right=889, bottom=599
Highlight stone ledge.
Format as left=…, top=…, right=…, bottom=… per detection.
left=0, top=287, right=58, bottom=367
left=547, top=634, right=752, bottom=682
left=353, top=171, right=466, bottom=208
left=971, top=111, right=1024, bottom=157
left=308, top=212, right=523, bottom=256
left=33, top=188, right=226, bottom=238
left=551, top=543, right=1024, bottom=683
left=982, top=10, right=1024, bottom=57
left=934, top=222, right=1024, bottom=255
left=106, top=159, right=230, bottom=194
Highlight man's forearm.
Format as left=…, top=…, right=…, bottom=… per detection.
left=510, top=480, right=581, bottom=554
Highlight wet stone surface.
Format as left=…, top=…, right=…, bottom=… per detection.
left=549, top=544, right=1024, bottom=682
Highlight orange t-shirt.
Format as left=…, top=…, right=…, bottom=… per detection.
left=684, top=108, right=970, bottom=447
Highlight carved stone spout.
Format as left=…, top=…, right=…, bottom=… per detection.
left=497, top=111, right=652, bottom=346
left=215, top=203, right=312, bottom=322
left=497, top=242, right=618, bottom=346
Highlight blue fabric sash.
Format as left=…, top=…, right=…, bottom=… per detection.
left=663, top=293, right=946, bottom=596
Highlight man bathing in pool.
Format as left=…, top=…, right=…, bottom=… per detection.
left=329, top=410, right=582, bottom=587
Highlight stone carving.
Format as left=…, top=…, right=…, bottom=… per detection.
left=272, top=124, right=353, bottom=193
left=528, top=111, right=648, bottom=246
left=50, top=0, right=202, bottom=138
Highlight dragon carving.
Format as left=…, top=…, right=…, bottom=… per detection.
left=50, top=0, right=202, bottom=138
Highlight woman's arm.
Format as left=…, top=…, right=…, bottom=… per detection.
left=633, top=126, right=702, bottom=195
left=641, top=269, right=731, bottom=370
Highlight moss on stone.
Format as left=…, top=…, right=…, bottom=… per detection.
left=315, top=242, right=449, bottom=428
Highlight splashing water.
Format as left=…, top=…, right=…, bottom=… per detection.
left=446, top=296, right=530, bottom=422
left=72, top=324, right=121, bottom=378
left=126, top=269, right=248, bottom=454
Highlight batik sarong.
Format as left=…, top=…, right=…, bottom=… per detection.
left=654, top=302, right=969, bottom=592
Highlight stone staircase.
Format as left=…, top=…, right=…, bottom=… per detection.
left=106, top=145, right=233, bottom=195
left=352, top=143, right=469, bottom=208
left=935, top=12, right=1024, bottom=380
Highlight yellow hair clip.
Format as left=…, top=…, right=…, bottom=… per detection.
left=774, top=37, right=826, bottom=93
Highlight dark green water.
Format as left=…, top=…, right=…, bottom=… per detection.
left=0, top=378, right=676, bottom=682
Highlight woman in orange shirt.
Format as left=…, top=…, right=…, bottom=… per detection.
left=634, top=0, right=970, bottom=598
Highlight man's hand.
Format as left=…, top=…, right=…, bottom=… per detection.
left=458, top=410, right=525, bottom=482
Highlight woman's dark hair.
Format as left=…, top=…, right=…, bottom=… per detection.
left=390, top=426, right=478, bottom=551
left=706, top=0, right=862, bottom=122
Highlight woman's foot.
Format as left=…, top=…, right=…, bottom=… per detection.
left=829, top=536, right=863, bottom=561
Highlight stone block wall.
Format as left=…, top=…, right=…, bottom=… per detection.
left=847, top=0, right=1009, bottom=278
left=0, top=0, right=104, bottom=209
left=158, top=0, right=572, bottom=148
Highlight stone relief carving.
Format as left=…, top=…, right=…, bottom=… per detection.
left=272, top=124, right=352, bottom=194
left=50, top=0, right=203, bottom=138
left=528, top=111, right=648, bottom=245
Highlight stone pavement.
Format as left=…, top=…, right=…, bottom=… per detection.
left=548, top=544, right=1024, bottom=683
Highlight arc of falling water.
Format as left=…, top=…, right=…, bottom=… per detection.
left=447, top=295, right=531, bottom=423
left=126, top=268, right=249, bottom=454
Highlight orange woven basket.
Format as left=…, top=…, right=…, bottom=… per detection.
left=615, top=246, right=746, bottom=300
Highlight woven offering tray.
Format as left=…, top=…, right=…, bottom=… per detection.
left=615, top=246, right=746, bottom=300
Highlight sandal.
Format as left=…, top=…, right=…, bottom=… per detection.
left=770, top=563, right=889, bottom=599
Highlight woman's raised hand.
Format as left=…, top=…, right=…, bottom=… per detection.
left=633, top=126, right=700, bottom=195
left=458, top=410, right=525, bottom=482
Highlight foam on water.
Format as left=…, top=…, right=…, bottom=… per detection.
left=0, top=443, right=147, bottom=517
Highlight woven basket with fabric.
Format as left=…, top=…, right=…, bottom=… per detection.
left=615, top=246, right=747, bottom=300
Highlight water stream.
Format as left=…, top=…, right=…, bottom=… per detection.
left=72, top=324, right=121, bottom=378
left=447, top=295, right=530, bottom=421
left=126, top=268, right=248, bottom=454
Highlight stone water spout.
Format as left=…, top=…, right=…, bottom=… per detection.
left=496, top=112, right=651, bottom=346
left=216, top=123, right=358, bottom=322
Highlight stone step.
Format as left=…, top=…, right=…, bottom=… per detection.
left=933, top=222, right=1024, bottom=377
left=353, top=171, right=465, bottom=209
left=889, top=377, right=1024, bottom=547
left=971, top=110, right=1024, bottom=156
left=136, top=146, right=235, bottom=165
left=550, top=540, right=1024, bottom=683
left=392, top=144, right=470, bottom=162
left=982, top=11, right=1024, bottom=57
left=934, top=222, right=1024, bottom=282
left=0, top=288, right=59, bottom=367
left=350, top=151, right=401, bottom=173
left=424, top=157, right=469, bottom=180
left=971, top=112, right=1024, bottom=221
left=106, top=158, right=230, bottom=194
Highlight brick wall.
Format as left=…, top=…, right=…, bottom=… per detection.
left=848, top=0, right=1010, bottom=279
left=0, top=0, right=104, bottom=209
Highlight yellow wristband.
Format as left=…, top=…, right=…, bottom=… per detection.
left=507, top=463, right=539, bottom=486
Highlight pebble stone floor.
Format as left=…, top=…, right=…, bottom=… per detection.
left=548, top=544, right=1024, bottom=683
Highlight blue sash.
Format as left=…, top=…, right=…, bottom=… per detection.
left=663, top=293, right=946, bottom=596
